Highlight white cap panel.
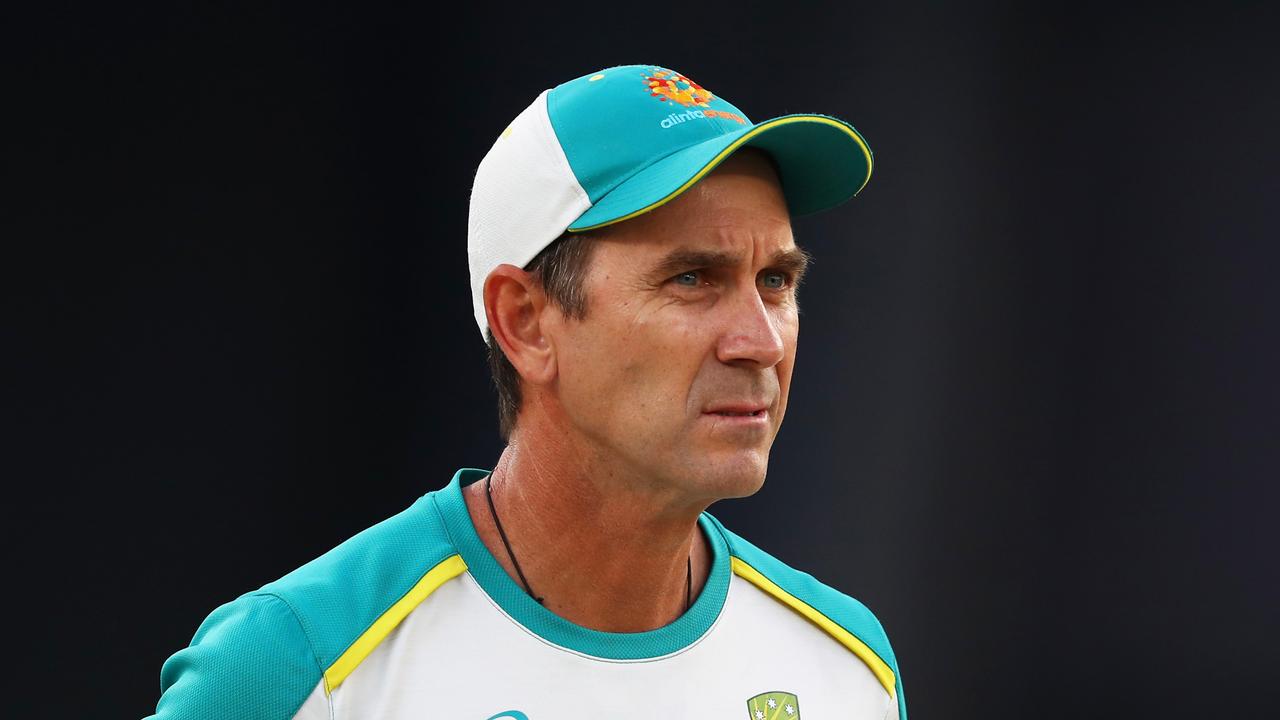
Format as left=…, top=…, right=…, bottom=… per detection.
left=467, top=88, right=592, bottom=342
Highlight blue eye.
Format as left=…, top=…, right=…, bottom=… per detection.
left=761, top=271, right=788, bottom=289
left=674, top=271, right=700, bottom=286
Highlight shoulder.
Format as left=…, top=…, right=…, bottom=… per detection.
left=147, top=490, right=460, bottom=719
left=703, top=511, right=908, bottom=720
left=149, top=591, right=329, bottom=720
left=259, top=491, right=459, bottom=671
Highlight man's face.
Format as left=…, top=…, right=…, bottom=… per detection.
left=545, top=148, right=806, bottom=505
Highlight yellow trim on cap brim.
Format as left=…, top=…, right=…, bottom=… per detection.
left=324, top=554, right=468, bottom=694
left=731, top=556, right=896, bottom=698
left=569, top=115, right=873, bottom=233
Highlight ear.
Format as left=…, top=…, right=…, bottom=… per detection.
left=483, top=264, right=557, bottom=387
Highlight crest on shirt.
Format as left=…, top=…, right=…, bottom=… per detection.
left=746, top=691, right=800, bottom=719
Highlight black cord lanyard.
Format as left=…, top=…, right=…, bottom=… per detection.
left=484, top=473, right=691, bottom=611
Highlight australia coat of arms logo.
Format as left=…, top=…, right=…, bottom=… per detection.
left=746, top=691, right=800, bottom=720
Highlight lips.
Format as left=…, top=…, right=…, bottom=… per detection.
left=703, top=403, right=769, bottom=417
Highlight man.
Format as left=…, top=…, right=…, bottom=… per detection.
left=147, top=63, right=906, bottom=720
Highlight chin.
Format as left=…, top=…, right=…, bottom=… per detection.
left=717, top=472, right=767, bottom=500
left=689, top=448, right=770, bottom=501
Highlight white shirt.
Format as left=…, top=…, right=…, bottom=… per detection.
left=147, top=467, right=907, bottom=720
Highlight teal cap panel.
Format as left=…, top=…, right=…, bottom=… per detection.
left=548, top=64, right=755, bottom=204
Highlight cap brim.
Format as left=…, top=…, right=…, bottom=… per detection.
left=566, top=113, right=873, bottom=232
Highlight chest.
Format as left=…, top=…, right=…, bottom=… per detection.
left=327, top=574, right=893, bottom=720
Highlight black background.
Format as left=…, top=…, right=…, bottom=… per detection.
left=7, top=1, right=1278, bottom=717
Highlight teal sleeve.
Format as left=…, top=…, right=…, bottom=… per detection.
left=144, top=592, right=325, bottom=720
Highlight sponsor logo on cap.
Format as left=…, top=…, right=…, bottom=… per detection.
left=643, top=67, right=747, bottom=129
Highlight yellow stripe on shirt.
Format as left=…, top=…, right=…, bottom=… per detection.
left=731, top=556, right=896, bottom=697
left=324, top=554, right=468, bottom=693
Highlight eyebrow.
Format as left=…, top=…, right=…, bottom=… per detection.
left=649, top=245, right=813, bottom=287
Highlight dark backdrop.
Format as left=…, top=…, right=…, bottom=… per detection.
left=7, top=1, right=1278, bottom=717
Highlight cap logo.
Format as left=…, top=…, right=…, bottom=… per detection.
left=643, top=67, right=748, bottom=129
left=644, top=67, right=715, bottom=107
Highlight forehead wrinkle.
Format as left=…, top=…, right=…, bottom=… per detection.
left=651, top=213, right=795, bottom=259
left=686, top=217, right=792, bottom=258
left=682, top=215, right=791, bottom=241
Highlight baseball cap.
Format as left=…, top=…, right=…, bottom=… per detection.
left=467, top=63, right=874, bottom=342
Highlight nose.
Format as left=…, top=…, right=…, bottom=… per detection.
left=715, top=283, right=787, bottom=368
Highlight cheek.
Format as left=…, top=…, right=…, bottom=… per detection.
left=554, top=329, right=617, bottom=420
left=615, top=315, right=701, bottom=409
left=558, top=305, right=704, bottom=425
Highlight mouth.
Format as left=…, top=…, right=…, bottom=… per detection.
left=704, top=401, right=770, bottom=417
left=701, top=406, right=770, bottom=429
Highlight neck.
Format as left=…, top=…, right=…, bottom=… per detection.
left=461, top=429, right=712, bottom=633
